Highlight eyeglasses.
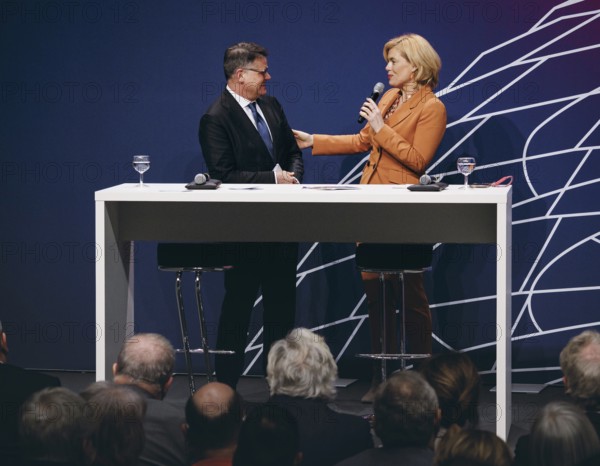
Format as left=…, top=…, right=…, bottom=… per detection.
left=242, top=67, right=269, bottom=76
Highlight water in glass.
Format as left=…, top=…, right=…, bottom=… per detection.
left=457, top=157, right=476, bottom=188
left=132, top=155, right=150, bottom=187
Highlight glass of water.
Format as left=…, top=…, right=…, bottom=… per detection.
left=132, top=155, right=150, bottom=187
left=457, top=156, right=476, bottom=188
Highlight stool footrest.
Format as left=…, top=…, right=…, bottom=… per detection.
left=356, top=353, right=431, bottom=360
left=357, top=267, right=427, bottom=274
left=159, top=266, right=233, bottom=273
left=175, top=348, right=235, bottom=355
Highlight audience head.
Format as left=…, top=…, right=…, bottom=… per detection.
left=84, top=382, right=147, bottom=466
left=559, top=329, right=600, bottom=410
left=529, top=400, right=600, bottom=466
left=19, top=387, right=87, bottom=464
left=0, top=319, right=8, bottom=362
left=434, top=424, right=512, bottom=466
left=373, top=371, right=439, bottom=448
left=420, top=351, right=481, bottom=429
left=184, top=382, right=244, bottom=461
left=80, top=380, right=115, bottom=401
left=112, top=333, right=175, bottom=399
left=232, top=404, right=302, bottom=466
left=266, top=327, right=337, bottom=401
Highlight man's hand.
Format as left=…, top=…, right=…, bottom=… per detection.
left=276, top=170, right=299, bottom=184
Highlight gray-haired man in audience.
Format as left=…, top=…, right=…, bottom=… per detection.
left=112, top=332, right=186, bottom=466
left=559, top=329, right=600, bottom=435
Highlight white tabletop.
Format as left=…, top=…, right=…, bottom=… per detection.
left=95, top=183, right=511, bottom=205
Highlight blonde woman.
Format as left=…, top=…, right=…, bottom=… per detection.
left=294, top=34, right=447, bottom=401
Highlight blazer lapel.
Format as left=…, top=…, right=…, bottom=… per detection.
left=223, top=92, right=275, bottom=163
left=380, top=89, right=401, bottom=117
left=385, top=87, right=430, bottom=128
left=221, top=91, right=256, bottom=133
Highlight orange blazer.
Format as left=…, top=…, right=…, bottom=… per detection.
left=312, top=86, right=447, bottom=185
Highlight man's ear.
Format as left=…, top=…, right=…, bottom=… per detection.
left=164, top=375, right=174, bottom=393
left=236, top=68, right=245, bottom=83
left=112, top=363, right=118, bottom=377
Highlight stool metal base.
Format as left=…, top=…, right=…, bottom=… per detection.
left=159, top=265, right=235, bottom=395
left=358, top=268, right=425, bottom=275
left=355, top=242, right=434, bottom=384
left=175, top=348, right=235, bottom=355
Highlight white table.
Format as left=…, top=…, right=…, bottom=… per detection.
left=95, top=183, right=512, bottom=438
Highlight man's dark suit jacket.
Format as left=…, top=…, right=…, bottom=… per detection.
left=267, top=394, right=374, bottom=466
left=0, top=363, right=61, bottom=465
left=199, top=90, right=303, bottom=183
left=126, top=385, right=187, bottom=466
left=198, top=89, right=304, bottom=387
left=334, top=445, right=434, bottom=466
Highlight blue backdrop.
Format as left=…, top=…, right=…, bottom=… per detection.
left=1, top=0, right=599, bottom=385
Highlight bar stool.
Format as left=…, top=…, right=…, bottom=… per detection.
left=157, top=243, right=236, bottom=394
left=355, top=243, right=433, bottom=382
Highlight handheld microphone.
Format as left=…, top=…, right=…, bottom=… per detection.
left=357, top=82, right=385, bottom=123
left=193, top=173, right=210, bottom=185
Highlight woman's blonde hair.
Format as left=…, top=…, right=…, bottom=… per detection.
left=383, top=33, right=441, bottom=88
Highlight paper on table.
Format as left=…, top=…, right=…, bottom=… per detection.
left=302, top=185, right=359, bottom=190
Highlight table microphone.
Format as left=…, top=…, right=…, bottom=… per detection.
left=420, top=174, right=445, bottom=185
left=194, top=173, right=210, bottom=185
left=186, top=173, right=220, bottom=190
left=420, top=174, right=433, bottom=185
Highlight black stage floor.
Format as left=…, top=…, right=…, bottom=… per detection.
left=43, top=370, right=569, bottom=451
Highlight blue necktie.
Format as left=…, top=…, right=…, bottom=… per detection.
left=249, top=102, right=274, bottom=160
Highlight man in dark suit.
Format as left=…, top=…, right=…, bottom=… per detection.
left=0, top=319, right=61, bottom=465
left=335, top=371, right=439, bottom=466
left=112, top=333, right=187, bottom=466
left=199, top=41, right=304, bottom=389
left=183, top=381, right=244, bottom=465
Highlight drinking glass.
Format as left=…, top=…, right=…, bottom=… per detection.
left=457, top=156, right=476, bottom=188
left=132, top=155, right=150, bottom=187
